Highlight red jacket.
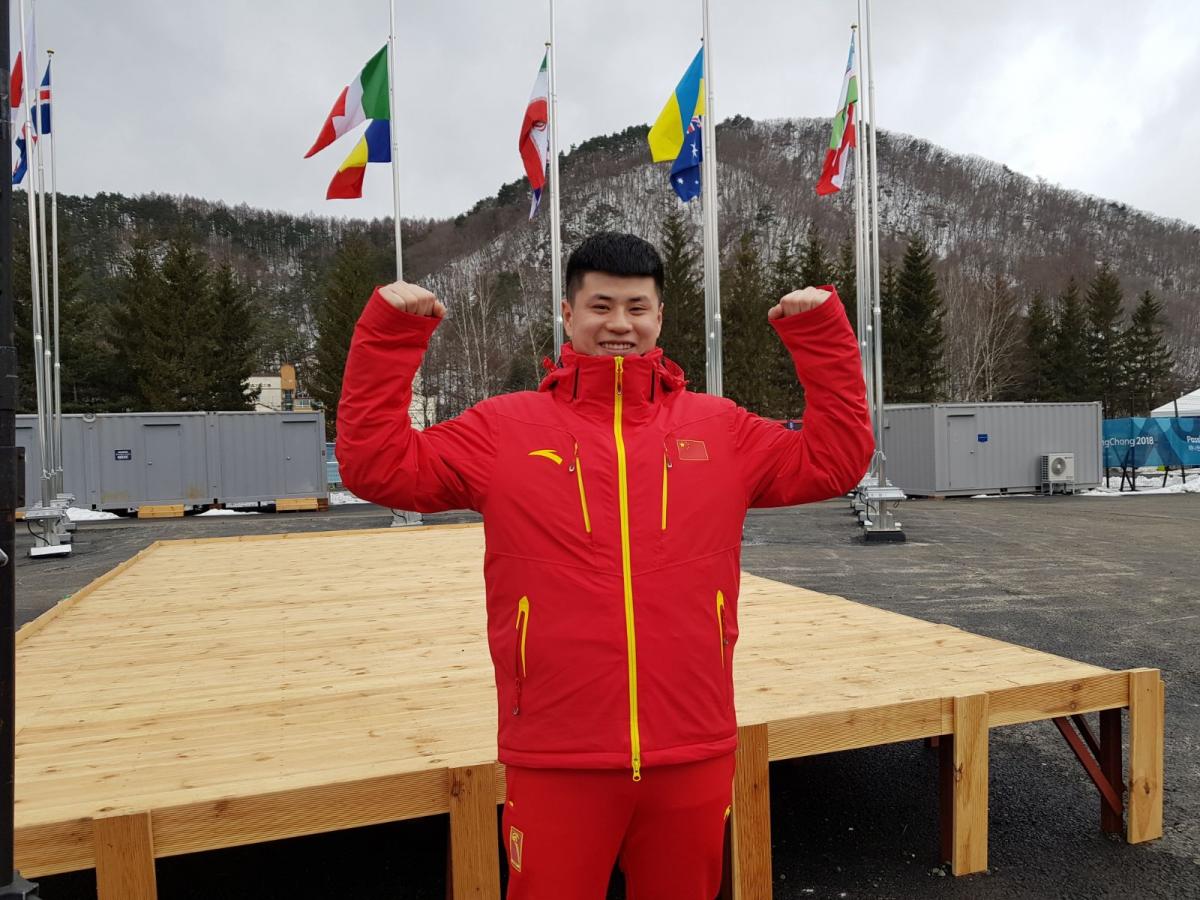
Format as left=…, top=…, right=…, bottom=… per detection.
left=337, top=288, right=873, bottom=779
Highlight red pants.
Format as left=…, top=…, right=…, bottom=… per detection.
left=502, top=753, right=735, bottom=900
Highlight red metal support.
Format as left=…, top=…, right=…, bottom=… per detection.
left=1099, top=709, right=1124, bottom=834
left=1051, top=715, right=1124, bottom=820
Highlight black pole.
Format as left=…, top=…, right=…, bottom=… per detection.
left=1, top=1, right=38, bottom=894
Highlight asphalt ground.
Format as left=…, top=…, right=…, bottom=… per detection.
left=14, top=494, right=1200, bottom=900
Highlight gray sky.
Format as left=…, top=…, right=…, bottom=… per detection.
left=22, top=0, right=1200, bottom=227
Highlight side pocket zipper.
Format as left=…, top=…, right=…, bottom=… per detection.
left=716, top=590, right=727, bottom=668
left=513, top=596, right=530, bottom=715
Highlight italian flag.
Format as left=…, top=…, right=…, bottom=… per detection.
left=519, top=52, right=549, bottom=219
left=305, top=46, right=389, bottom=159
left=816, top=33, right=858, bottom=196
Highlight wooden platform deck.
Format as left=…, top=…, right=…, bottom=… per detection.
left=14, top=524, right=1163, bottom=899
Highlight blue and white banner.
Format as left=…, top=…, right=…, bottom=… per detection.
left=1102, top=417, right=1200, bottom=468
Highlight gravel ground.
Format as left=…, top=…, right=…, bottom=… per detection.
left=15, top=494, right=1200, bottom=899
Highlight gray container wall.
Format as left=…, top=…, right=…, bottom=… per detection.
left=16, top=411, right=327, bottom=511
left=882, top=402, right=1103, bottom=496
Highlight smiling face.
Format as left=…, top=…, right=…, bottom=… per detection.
left=562, top=271, right=663, bottom=357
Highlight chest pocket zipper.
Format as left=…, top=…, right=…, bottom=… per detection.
left=568, top=442, right=592, bottom=535
left=513, top=596, right=530, bottom=715
left=661, top=450, right=671, bottom=532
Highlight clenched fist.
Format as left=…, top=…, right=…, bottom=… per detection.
left=767, top=287, right=832, bottom=321
left=379, top=281, right=446, bottom=318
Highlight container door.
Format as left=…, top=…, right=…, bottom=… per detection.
left=946, top=415, right=978, bottom=490
left=282, top=419, right=318, bottom=495
left=143, top=424, right=184, bottom=502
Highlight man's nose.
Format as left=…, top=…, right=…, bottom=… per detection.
left=607, top=311, right=633, bottom=332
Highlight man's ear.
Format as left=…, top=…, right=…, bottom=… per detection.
left=561, top=298, right=573, bottom=337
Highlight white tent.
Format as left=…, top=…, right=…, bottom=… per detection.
left=1151, top=388, right=1200, bottom=417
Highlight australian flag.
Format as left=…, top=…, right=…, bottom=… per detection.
left=669, top=116, right=702, bottom=202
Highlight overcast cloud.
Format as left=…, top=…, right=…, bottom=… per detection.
left=22, top=0, right=1200, bottom=227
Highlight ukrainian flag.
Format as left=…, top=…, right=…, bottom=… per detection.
left=648, top=48, right=705, bottom=163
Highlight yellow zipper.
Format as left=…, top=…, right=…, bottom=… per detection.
left=716, top=590, right=727, bottom=668
left=569, top=442, right=592, bottom=534
left=513, top=596, right=530, bottom=715
left=614, top=357, right=642, bottom=781
left=661, top=452, right=670, bottom=532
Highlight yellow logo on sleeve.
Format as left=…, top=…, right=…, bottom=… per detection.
left=509, top=826, right=524, bottom=871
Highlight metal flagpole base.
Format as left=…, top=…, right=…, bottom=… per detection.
left=854, top=456, right=907, bottom=542
left=0, top=872, right=39, bottom=898
left=22, top=504, right=73, bottom=557
left=390, top=509, right=423, bottom=528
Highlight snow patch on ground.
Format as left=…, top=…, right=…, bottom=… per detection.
left=196, top=508, right=261, bottom=516
left=329, top=490, right=370, bottom=505
left=1081, top=472, right=1200, bottom=497
left=65, top=507, right=120, bottom=521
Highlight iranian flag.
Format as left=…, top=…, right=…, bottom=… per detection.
left=305, top=46, right=389, bottom=158
left=519, top=52, right=549, bottom=219
left=816, top=33, right=858, bottom=196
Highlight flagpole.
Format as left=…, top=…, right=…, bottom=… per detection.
left=700, top=0, right=722, bottom=396
left=850, top=26, right=872, bottom=413
left=864, top=0, right=885, bottom=482
left=30, top=1, right=54, bottom=502
left=386, top=0, right=403, bottom=280
left=547, top=0, right=564, bottom=357
left=16, top=0, right=50, bottom=509
left=46, top=51, right=62, bottom=497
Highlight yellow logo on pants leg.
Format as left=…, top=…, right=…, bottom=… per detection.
left=509, top=826, right=524, bottom=872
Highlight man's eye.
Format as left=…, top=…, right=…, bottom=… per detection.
left=592, top=306, right=609, bottom=313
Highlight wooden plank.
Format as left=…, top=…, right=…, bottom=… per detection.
left=275, top=497, right=318, bottom=512
left=137, top=505, right=185, bottom=519
left=767, top=698, right=950, bottom=759
left=730, top=724, right=771, bottom=900
left=1127, top=669, right=1164, bottom=843
left=949, top=694, right=988, bottom=875
left=93, top=812, right=157, bottom=900
left=447, top=764, right=501, bottom=900
left=986, top=672, right=1129, bottom=727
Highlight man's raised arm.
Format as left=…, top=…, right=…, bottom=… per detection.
left=733, top=286, right=875, bottom=507
left=336, top=281, right=496, bottom=513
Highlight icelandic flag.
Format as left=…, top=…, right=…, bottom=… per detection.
left=12, top=120, right=29, bottom=185
left=669, top=117, right=702, bottom=202
left=37, top=61, right=51, bottom=135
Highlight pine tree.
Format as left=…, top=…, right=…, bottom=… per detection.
left=834, top=234, right=857, bottom=334
left=879, top=258, right=899, bottom=401
left=657, top=210, right=705, bottom=385
left=205, top=263, right=261, bottom=410
left=766, top=239, right=805, bottom=418
left=721, top=232, right=775, bottom=414
left=1050, top=277, right=1089, bottom=402
left=890, top=236, right=946, bottom=402
left=1084, top=263, right=1126, bottom=414
left=310, top=237, right=391, bottom=438
left=1122, top=290, right=1175, bottom=416
left=1016, top=291, right=1055, bottom=401
left=797, top=222, right=832, bottom=290
left=106, top=240, right=166, bottom=410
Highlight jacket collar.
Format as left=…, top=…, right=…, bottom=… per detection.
left=538, top=344, right=687, bottom=421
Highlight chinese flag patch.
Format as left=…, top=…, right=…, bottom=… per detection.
left=676, top=439, right=709, bottom=461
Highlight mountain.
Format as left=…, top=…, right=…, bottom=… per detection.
left=12, top=116, right=1199, bottom=415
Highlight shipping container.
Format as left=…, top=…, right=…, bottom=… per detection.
left=881, top=402, right=1103, bottom=496
left=17, top=411, right=327, bottom=512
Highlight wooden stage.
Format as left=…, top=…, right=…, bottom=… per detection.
left=14, top=524, right=1164, bottom=899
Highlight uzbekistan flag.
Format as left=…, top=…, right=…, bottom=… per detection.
left=816, top=32, right=858, bottom=196
left=327, top=118, right=390, bottom=199
left=306, top=46, right=389, bottom=158
left=519, top=52, right=549, bottom=219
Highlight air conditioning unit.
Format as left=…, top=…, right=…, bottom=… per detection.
left=1040, top=452, right=1076, bottom=494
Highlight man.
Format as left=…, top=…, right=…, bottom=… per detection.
left=337, top=232, right=873, bottom=899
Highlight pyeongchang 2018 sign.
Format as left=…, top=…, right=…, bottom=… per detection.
left=1102, top=417, right=1200, bottom=468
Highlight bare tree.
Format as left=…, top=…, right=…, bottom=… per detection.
left=943, top=271, right=1024, bottom=401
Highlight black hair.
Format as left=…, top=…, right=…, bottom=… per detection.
left=564, top=232, right=664, bottom=303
